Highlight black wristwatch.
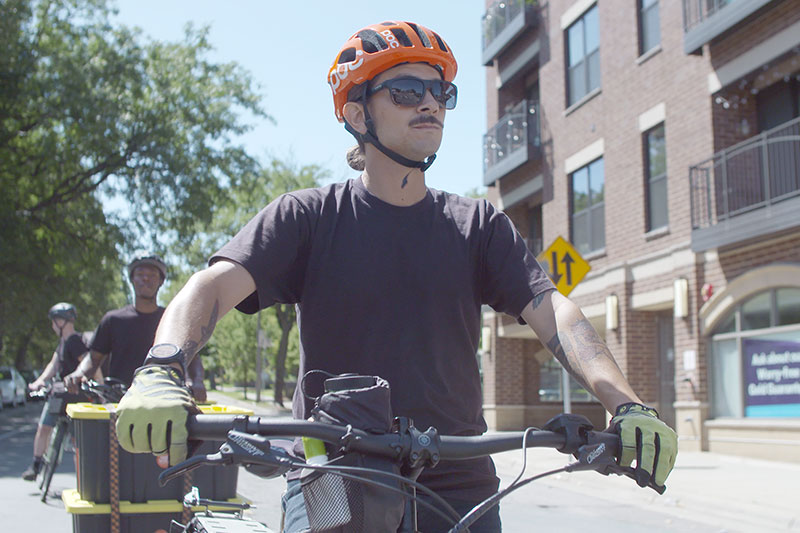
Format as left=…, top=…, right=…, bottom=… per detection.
left=144, top=343, right=187, bottom=381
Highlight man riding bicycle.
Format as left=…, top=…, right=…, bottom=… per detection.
left=23, top=303, right=94, bottom=481
left=115, top=21, right=677, bottom=532
left=65, top=255, right=206, bottom=400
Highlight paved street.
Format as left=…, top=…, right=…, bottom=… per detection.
left=2, top=393, right=798, bottom=532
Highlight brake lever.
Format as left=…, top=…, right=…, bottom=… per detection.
left=158, top=451, right=230, bottom=487
left=564, top=435, right=667, bottom=495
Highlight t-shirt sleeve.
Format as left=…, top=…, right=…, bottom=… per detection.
left=88, top=315, right=112, bottom=355
left=210, top=193, right=311, bottom=314
left=480, top=201, right=555, bottom=320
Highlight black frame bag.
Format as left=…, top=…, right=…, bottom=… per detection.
left=300, top=373, right=405, bottom=532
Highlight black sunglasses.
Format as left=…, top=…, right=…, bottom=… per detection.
left=368, top=77, right=458, bottom=110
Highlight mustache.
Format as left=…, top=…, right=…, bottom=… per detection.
left=409, top=115, right=443, bottom=128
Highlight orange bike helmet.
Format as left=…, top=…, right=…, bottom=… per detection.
left=328, top=21, right=458, bottom=122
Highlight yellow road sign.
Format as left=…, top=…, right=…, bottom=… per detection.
left=536, top=236, right=591, bottom=296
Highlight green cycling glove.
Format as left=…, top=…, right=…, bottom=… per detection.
left=116, top=365, right=198, bottom=466
left=611, top=402, right=677, bottom=488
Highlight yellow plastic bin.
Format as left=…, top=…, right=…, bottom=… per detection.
left=67, top=403, right=253, bottom=504
left=62, top=488, right=250, bottom=533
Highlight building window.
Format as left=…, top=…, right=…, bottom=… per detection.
left=566, top=4, right=600, bottom=106
left=539, top=358, right=594, bottom=402
left=570, top=157, right=605, bottom=255
left=638, top=0, right=660, bottom=55
left=644, top=123, right=668, bottom=231
left=710, top=288, right=800, bottom=418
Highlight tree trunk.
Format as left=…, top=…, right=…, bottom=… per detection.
left=273, top=304, right=295, bottom=407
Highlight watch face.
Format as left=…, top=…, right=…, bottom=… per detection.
left=150, top=343, right=180, bottom=359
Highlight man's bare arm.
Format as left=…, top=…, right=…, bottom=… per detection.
left=154, top=259, right=257, bottom=364
left=521, top=290, right=641, bottom=413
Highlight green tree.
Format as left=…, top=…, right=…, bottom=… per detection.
left=0, top=0, right=268, bottom=366
left=170, top=157, right=327, bottom=404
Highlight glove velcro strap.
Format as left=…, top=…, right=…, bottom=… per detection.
left=614, top=402, right=659, bottom=419
left=133, top=364, right=185, bottom=385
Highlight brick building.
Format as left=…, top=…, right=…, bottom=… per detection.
left=479, top=0, right=800, bottom=461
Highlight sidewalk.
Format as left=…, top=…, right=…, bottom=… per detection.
left=491, top=441, right=800, bottom=532
left=206, top=388, right=293, bottom=418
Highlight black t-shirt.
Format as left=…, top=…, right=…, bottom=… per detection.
left=88, top=305, right=165, bottom=386
left=57, top=332, right=88, bottom=378
left=211, top=177, right=554, bottom=498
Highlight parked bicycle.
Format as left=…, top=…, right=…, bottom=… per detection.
left=32, top=377, right=127, bottom=501
left=159, top=410, right=662, bottom=532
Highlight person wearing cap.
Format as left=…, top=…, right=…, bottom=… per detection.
left=114, top=21, right=677, bottom=531
left=65, top=256, right=206, bottom=401
left=22, top=303, right=92, bottom=480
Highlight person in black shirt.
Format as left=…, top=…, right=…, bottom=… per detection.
left=115, top=21, right=678, bottom=532
left=65, top=255, right=206, bottom=400
left=22, top=303, right=91, bottom=481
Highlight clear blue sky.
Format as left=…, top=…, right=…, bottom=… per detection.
left=113, top=0, right=488, bottom=196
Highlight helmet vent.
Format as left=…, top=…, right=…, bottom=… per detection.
left=432, top=32, right=448, bottom=52
left=406, top=22, right=431, bottom=48
left=357, top=29, right=388, bottom=53
left=338, top=47, right=357, bottom=64
left=390, top=28, right=413, bottom=47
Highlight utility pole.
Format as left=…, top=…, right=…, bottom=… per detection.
left=256, top=310, right=263, bottom=402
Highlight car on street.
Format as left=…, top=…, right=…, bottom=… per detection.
left=0, top=366, right=28, bottom=408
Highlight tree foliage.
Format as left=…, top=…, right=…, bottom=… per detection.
left=0, top=0, right=268, bottom=368
left=175, top=158, right=327, bottom=401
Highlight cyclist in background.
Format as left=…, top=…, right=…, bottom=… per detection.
left=23, top=303, right=92, bottom=481
left=65, top=255, right=206, bottom=401
left=114, top=21, right=678, bottom=532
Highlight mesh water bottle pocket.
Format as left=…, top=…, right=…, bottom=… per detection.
left=301, top=468, right=364, bottom=532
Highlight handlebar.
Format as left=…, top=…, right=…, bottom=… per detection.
left=160, top=413, right=664, bottom=495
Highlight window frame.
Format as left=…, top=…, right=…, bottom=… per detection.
left=709, top=287, right=800, bottom=418
left=643, top=122, right=668, bottom=232
left=565, top=4, right=601, bottom=107
left=638, top=0, right=661, bottom=57
left=569, top=157, right=605, bottom=255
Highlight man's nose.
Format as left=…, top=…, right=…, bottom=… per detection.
left=416, top=89, right=441, bottom=113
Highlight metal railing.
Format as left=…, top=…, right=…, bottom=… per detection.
left=482, top=0, right=530, bottom=52
left=690, top=115, right=800, bottom=229
left=483, top=99, right=540, bottom=173
left=682, top=0, right=734, bottom=32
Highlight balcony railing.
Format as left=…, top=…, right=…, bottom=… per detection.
left=481, top=0, right=538, bottom=65
left=483, top=99, right=540, bottom=185
left=690, top=115, right=800, bottom=231
left=681, top=0, right=774, bottom=54
left=682, top=0, right=733, bottom=32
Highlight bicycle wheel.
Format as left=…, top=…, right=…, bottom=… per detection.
left=39, top=419, right=67, bottom=502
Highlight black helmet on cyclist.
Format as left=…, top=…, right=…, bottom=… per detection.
left=127, top=254, right=167, bottom=282
left=48, top=302, right=77, bottom=322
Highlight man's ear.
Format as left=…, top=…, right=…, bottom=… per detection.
left=343, top=101, right=367, bottom=134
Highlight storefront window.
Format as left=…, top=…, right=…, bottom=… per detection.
left=777, top=288, right=800, bottom=326
left=710, top=287, right=800, bottom=419
left=539, top=358, right=594, bottom=402
left=710, top=338, right=741, bottom=417
left=741, top=292, right=771, bottom=330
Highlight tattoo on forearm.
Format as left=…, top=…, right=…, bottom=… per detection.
left=181, top=300, right=220, bottom=359
left=401, top=171, right=410, bottom=189
left=531, top=292, right=547, bottom=310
